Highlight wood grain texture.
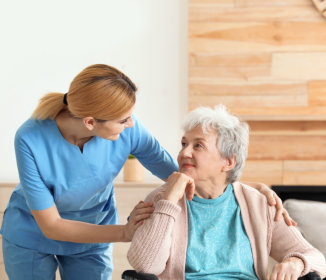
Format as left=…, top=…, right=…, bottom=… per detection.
left=248, top=121, right=326, bottom=135
left=190, top=6, right=321, bottom=22
left=189, top=21, right=326, bottom=53
left=283, top=160, right=326, bottom=185
left=241, top=160, right=283, bottom=185
left=248, top=135, right=326, bottom=160
left=188, top=0, right=326, bottom=121
left=234, top=0, right=313, bottom=7
left=308, top=81, right=326, bottom=106
left=189, top=53, right=271, bottom=67
left=190, top=0, right=234, bottom=7
left=272, top=52, right=326, bottom=80
left=189, top=65, right=270, bottom=79
left=189, top=81, right=307, bottom=96
left=189, top=94, right=307, bottom=109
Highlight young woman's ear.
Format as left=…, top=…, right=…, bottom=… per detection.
left=222, top=155, right=236, bottom=172
left=83, top=117, right=96, bottom=131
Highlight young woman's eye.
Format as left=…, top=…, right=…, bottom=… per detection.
left=181, top=142, right=186, bottom=147
left=120, top=118, right=129, bottom=124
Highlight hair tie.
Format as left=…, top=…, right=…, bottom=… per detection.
left=63, top=93, right=68, bottom=105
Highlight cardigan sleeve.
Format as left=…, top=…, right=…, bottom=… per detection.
left=127, top=195, right=181, bottom=275
left=269, top=207, right=326, bottom=278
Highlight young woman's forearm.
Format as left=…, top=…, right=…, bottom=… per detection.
left=31, top=204, right=129, bottom=243
left=44, top=218, right=128, bottom=243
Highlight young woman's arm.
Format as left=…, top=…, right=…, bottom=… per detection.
left=31, top=201, right=153, bottom=243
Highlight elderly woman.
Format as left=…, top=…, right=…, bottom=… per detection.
left=127, top=105, right=326, bottom=280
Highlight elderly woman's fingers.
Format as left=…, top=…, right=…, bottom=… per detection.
left=185, top=178, right=195, bottom=201
left=274, top=193, right=284, bottom=222
left=282, top=209, right=297, bottom=226
left=269, top=269, right=277, bottom=280
left=265, top=189, right=276, bottom=206
left=271, top=258, right=304, bottom=280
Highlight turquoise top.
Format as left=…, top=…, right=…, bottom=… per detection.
left=1, top=116, right=178, bottom=255
left=185, top=184, right=258, bottom=280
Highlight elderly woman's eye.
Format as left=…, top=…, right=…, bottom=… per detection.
left=181, top=142, right=186, bottom=147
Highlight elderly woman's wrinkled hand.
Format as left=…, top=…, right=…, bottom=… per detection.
left=269, top=257, right=304, bottom=280
left=164, top=172, right=195, bottom=204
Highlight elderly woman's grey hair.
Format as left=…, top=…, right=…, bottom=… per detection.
left=182, top=105, right=249, bottom=184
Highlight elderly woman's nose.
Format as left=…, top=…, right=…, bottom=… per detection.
left=181, top=145, right=192, bottom=157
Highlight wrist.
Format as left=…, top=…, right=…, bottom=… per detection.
left=285, top=257, right=304, bottom=273
left=120, top=225, right=130, bottom=242
left=164, top=193, right=179, bottom=204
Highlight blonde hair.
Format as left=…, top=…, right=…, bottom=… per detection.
left=32, top=64, right=137, bottom=120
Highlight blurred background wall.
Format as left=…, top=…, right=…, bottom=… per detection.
left=0, top=0, right=188, bottom=182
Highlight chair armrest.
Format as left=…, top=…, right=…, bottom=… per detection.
left=121, top=270, right=158, bottom=280
left=298, top=272, right=322, bottom=280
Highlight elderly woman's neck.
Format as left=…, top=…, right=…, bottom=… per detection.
left=195, top=179, right=229, bottom=199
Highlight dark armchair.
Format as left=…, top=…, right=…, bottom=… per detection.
left=121, top=270, right=322, bottom=280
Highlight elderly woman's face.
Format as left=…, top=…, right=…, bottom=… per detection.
left=177, top=125, right=227, bottom=183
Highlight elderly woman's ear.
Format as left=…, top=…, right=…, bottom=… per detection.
left=222, top=155, right=236, bottom=172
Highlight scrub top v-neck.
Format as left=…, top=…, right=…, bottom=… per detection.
left=1, top=116, right=178, bottom=255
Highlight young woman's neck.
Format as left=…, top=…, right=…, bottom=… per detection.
left=56, top=110, right=94, bottom=148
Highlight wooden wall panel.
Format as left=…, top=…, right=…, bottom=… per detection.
left=189, top=82, right=306, bottom=97
left=189, top=53, right=271, bottom=67
left=248, top=135, right=326, bottom=160
left=308, top=81, right=326, bottom=106
left=283, top=161, right=326, bottom=185
left=190, top=0, right=234, bottom=7
left=272, top=53, right=326, bottom=80
left=241, top=160, right=283, bottom=185
left=190, top=6, right=320, bottom=22
left=189, top=94, right=307, bottom=109
left=189, top=0, right=326, bottom=185
left=189, top=65, right=270, bottom=79
left=234, top=0, right=313, bottom=7
left=190, top=22, right=326, bottom=53
left=248, top=121, right=326, bottom=135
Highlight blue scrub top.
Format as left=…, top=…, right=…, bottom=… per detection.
left=0, top=116, right=178, bottom=255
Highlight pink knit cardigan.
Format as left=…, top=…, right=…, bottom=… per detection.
left=128, top=182, right=326, bottom=279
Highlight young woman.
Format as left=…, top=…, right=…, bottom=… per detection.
left=1, top=64, right=289, bottom=280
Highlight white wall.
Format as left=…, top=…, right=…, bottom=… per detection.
left=0, top=0, right=188, bottom=182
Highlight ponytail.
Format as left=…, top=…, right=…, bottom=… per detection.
left=32, top=64, right=136, bottom=121
left=32, top=92, right=66, bottom=120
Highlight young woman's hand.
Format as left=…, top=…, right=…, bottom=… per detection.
left=244, top=181, right=297, bottom=226
left=123, top=201, right=154, bottom=241
left=270, top=257, right=304, bottom=280
left=164, top=172, right=195, bottom=204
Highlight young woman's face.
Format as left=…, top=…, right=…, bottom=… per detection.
left=93, top=106, right=135, bottom=141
